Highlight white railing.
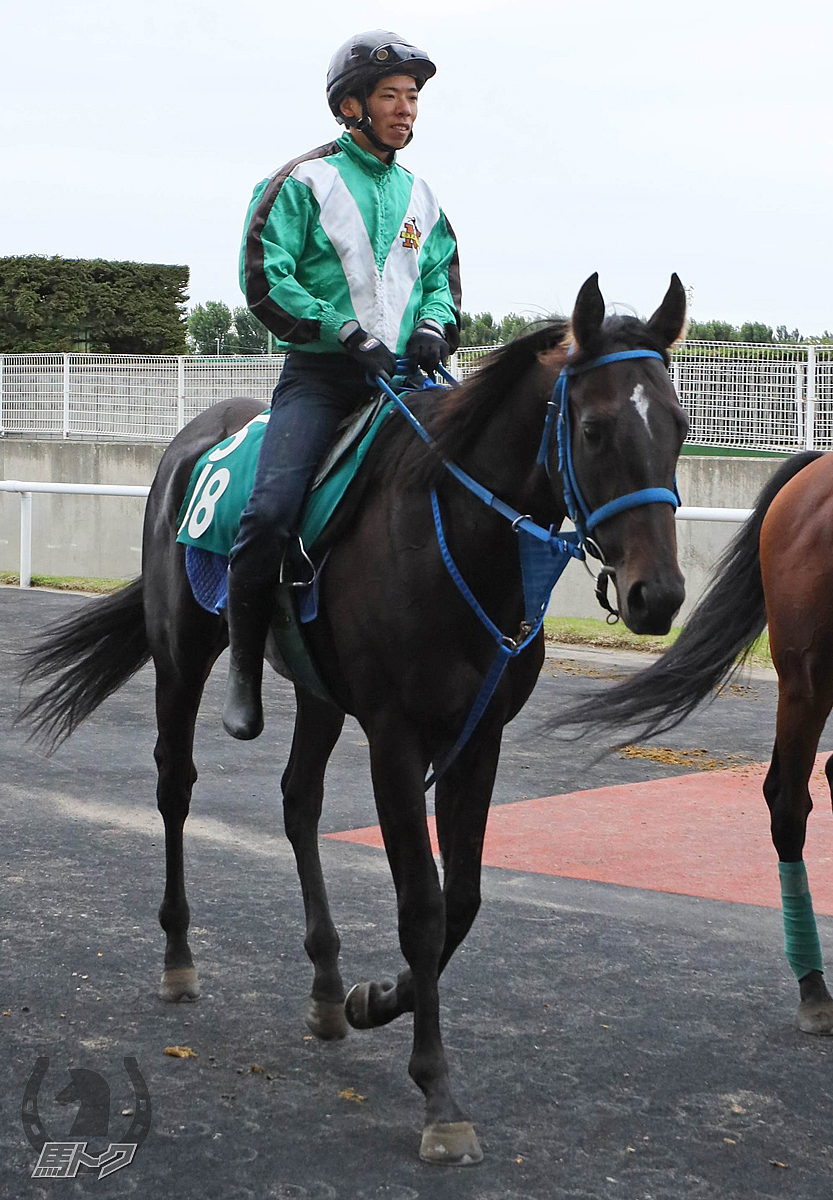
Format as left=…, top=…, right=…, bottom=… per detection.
left=0, top=479, right=751, bottom=589
left=458, top=342, right=833, bottom=454
left=0, top=344, right=830, bottom=453
left=0, top=353, right=287, bottom=441
left=0, top=481, right=150, bottom=587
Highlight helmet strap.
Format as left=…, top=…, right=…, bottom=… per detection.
left=342, top=87, right=412, bottom=154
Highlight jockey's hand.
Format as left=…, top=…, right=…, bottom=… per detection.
left=405, top=321, right=450, bottom=374
left=339, top=322, right=397, bottom=382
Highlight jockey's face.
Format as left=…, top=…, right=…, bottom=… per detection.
left=341, top=74, right=419, bottom=157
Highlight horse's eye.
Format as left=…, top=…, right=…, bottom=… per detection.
left=582, top=423, right=603, bottom=447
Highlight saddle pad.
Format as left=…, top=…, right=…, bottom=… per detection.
left=176, top=398, right=394, bottom=558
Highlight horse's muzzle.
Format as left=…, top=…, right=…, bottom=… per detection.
left=620, top=573, right=686, bottom=636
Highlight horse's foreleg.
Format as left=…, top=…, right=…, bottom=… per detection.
left=348, top=713, right=482, bottom=1165
left=153, top=624, right=222, bottom=1002
left=282, top=687, right=347, bottom=1040
left=434, top=721, right=503, bottom=971
left=763, top=677, right=833, bottom=1034
left=349, top=718, right=503, bottom=1027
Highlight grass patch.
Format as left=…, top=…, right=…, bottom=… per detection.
left=544, top=615, right=772, bottom=668
left=0, top=572, right=129, bottom=595
left=544, top=615, right=679, bottom=655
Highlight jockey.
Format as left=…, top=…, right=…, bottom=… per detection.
left=224, top=30, right=462, bottom=739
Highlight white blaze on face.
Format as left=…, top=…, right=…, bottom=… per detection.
left=630, top=383, right=651, bottom=435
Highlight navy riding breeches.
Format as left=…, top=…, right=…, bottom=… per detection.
left=228, top=352, right=374, bottom=580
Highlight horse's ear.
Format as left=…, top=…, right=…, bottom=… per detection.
left=647, top=274, right=687, bottom=347
left=571, top=272, right=605, bottom=351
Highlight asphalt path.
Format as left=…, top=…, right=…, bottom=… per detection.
left=1, top=588, right=832, bottom=1199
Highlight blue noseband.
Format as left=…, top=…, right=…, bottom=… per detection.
left=536, top=348, right=679, bottom=541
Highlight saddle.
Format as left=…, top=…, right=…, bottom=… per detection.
left=176, top=394, right=395, bottom=698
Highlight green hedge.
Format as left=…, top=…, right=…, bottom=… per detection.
left=0, top=256, right=189, bottom=354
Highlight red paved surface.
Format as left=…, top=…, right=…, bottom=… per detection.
left=326, top=755, right=833, bottom=913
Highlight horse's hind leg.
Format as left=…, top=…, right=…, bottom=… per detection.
left=152, top=609, right=225, bottom=1002
left=763, top=671, right=833, bottom=1034
left=282, top=687, right=348, bottom=1040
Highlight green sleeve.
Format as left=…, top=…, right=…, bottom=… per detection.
left=416, top=211, right=462, bottom=349
left=240, top=176, right=352, bottom=347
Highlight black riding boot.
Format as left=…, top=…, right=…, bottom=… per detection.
left=222, top=571, right=276, bottom=740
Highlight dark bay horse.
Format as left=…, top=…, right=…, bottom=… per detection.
left=553, top=448, right=833, bottom=1038
left=18, top=273, right=688, bottom=1164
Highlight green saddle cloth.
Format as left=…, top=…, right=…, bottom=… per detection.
left=176, top=398, right=394, bottom=557
left=176, top=398, right=395, bottom=700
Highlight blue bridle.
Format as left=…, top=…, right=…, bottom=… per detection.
left=373, top=347, right=681, bottom=787
left=536, top=348, right=680, bottom=542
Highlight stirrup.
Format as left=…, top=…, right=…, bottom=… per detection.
left=279, top=536, right=316, bottom=588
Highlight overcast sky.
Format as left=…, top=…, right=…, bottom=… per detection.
left=3, top=0, right=831, bottom=333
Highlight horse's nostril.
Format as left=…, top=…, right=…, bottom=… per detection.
left=628, top=581, right=648, bottom=616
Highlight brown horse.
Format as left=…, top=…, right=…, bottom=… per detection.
left=554, top=448, right=833, bottom=1035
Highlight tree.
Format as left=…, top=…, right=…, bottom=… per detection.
left=459, top=310, right=564, bottom=346
left=187, top=301, right=238, bottom=354
left=0, top=256, right=189, bottom=353
left=685, top=319, right=833, bottom=345
left=233, top=306, right=269, bottom=354
left=738, top=322, right=774, bottom=344
left=775, top=325, right=803, bottom=343
left=499, top=313, right=533, bottom=342
left=686, top=319, right=740, bottom=342
left=460, top=311, right=500, bottom=347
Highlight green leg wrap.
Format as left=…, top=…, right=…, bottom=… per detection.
left=779, top=860, right=824, bottom=980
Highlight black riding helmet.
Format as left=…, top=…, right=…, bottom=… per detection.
left=326, top=30, right=436, bottom=153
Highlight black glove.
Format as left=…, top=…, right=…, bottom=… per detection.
left=339, top=322, right=397, bottom=382
left=405, top=320, right=450, bottom=374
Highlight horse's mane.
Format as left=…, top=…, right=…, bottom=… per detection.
left=368, top=319, right=571, bottom=487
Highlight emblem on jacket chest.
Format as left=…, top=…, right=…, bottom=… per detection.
left=399, top=216, right=421, bottom=252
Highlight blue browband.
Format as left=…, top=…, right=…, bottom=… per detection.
left=536, top=347, right=679, bottom=540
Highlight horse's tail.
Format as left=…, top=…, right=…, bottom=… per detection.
left=555, top=450, right=825, bottom=744
left=17, top=576, right=150, bottom=751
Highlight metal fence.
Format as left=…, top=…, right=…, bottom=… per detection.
left=1, top=344, right=831, bottom=452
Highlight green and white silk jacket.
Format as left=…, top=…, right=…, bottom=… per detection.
left=240, top=132, right=461, bottom=356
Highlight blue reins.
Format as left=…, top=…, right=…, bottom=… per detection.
left=374, top=347, right=680, bottom=787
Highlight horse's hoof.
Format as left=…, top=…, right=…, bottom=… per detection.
left=344, top=982, right=373, bottom=1029
left=798, top=998, right=833, bottom=1035
left=304, top=997, right=348, bottom=1041
left=419, top=1121, right=483, bottom=1166
left=344, top=979, right=395, bottom=1030
left=159, top=967, right=201, bottom=1003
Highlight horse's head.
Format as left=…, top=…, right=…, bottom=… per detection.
left=551, top=273, right=688, bottom=634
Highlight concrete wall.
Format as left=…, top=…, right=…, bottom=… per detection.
left=0, top=441, right=166, bottom=579
left=0, top=441, right=782, bottom=617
